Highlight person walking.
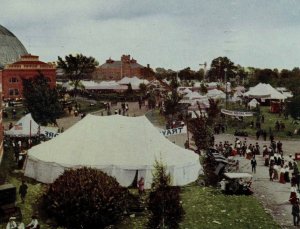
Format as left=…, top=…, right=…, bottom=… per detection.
left=251, top=156, right=257, bottom=173
left=292, top=201, right=300, bottom=226
left=19, top=180, right=28, bottom=203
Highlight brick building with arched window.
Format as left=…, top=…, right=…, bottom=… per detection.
left=0, top=54, right=56, bottom=100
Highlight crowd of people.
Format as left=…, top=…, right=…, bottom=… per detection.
left=6, top=215, right=39, bottom=229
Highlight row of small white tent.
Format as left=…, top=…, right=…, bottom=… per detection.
left=60, top=77, right=149, bottom=91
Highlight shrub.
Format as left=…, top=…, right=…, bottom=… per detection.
left=148, top=161, right=184, bottom=229
left=42, top=167, right=128, bottom=229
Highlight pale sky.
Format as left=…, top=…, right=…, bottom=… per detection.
left=1, top=0, right=300, bottom=71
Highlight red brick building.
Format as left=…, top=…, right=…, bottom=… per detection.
left=0, top=54, right=56, bottom=100
left=93, top=54, right=153, bottom=81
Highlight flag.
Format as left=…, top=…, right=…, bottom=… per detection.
left=14, top=123, right=23, bottom=130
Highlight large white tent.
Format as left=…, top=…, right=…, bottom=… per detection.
left=24, top=115, right=201, bottom=188
left=243, top=83, right=286, bottom=100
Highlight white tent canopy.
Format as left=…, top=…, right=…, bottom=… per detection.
left=207, top=89, right=226, bottom=99
left=5, top=113, right=58, bottom=138
left=243, top=83, right=286, bottom=100
left=118, top=76, right=149, bottom=89
left=25, top=115, right=201, bottom=188
left=5, top=113, right=59, bottom=137
left=5, top=113, right=40, bottom=137
left=248, top=98, right=260, bottom=109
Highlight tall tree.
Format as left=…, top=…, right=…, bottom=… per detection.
left=57, top=54, right=98, bottom=97
left=253, top=68, right=278, bottom=84
left=22, top=73, right=63, bottom=125
left=148, top=160, right=184, bottom=229
left=207, top=57, right=236, bottom=82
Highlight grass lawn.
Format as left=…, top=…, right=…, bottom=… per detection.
left=224, top=104, right=300, bottom=139
left=2, top=180, right=278, bottom=229
left=116, top=185, right=280, bottom=229
left=145, top=109, right=166, bottom=127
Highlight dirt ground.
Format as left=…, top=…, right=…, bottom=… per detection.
left=214, top=134, right=300, bottom=228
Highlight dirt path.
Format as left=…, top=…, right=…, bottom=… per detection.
left=215, top=134, right=300, bottom=228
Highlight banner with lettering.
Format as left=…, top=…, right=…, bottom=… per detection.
left=160, top=126, right=187, bottom=137
left=221, top=109, right=254, bottom=117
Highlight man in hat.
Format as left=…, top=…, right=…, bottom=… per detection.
left=19, top=180, right=28, bottom=203
left=292, top=200, right=300, bottom=226
left=6, top=217, right=17, bottom=229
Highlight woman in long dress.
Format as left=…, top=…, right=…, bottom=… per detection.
left=290, top=184, right=298, bottom=204
left=279, top=166, right=286, bottom=184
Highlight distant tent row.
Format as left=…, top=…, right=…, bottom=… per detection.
left=59, top=77, right=149, bottom=91
left=24, top=115, right=202, bottom=188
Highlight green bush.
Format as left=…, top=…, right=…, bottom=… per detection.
left=42, top=167, right=128, bottom=229
left=148, top=161, right=184, bottom=229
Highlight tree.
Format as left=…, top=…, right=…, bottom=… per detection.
left=207, top=57, right=236, bottom=82
left=288, top=95, right=300, bottom=120
left=139, top=83, right=147, bottom=96
left=163, top=90, right=181, bottom=117
left=189, top=102, right=214, bottom=151
left=253, top=68, right=278, bottom=84
left=126, top=83, right=133, bottom=94
left=148, top=160, right=184, bottom=229
left=42, top=167, right=128, bottom=229
left=57, top=54, right=98, bottom=97
left=22, top=73, right=63, bottom=125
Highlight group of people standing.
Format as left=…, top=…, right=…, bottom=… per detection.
left=6, top=215, right=39, bottom=229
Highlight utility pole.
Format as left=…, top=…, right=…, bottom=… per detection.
left=224, top=68, right=228, bottom=109
left=199, top=62, right=207, bottom=81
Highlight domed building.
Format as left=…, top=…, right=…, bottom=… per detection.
left=0, top=24, right=28, bottom=69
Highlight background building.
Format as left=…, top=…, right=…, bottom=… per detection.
left=0, top=25, right=28, bottom=69
left=93, top=54, right=154, bottom=81
left=1, top=54, right=56, bottom=100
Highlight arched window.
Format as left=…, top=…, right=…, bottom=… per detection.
left=9, top=77, right=19, bottom=83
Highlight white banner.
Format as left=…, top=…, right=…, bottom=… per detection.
left=160, top=126, right=187, bottom=137
left=221, top=109, right=254, bottom=117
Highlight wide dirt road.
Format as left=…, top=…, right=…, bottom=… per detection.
left=215, top=134, right=300, bottom=228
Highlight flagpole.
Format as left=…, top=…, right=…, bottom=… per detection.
left=29, top=120, right=32, bottom=148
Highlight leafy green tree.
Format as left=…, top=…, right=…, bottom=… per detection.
left=253, top=68, right=278, bottom=84
left=126, top=83, right=133, bottom=94
left=288, top=95, right=300, bottom=120
left=22, top=73, right=63, bottom=125
left=189, top=102, right=214, bottom=150
left=148, top=160, right=184, bottom=229
left=139, top=83, right=147, bottom=96
left=57, top=54, right=98, bottom=97
left=164, top=90, right=181, bottom=117
left=42, top=167, right=128, bottom=229
left=207, top=57, right=236, bottom=82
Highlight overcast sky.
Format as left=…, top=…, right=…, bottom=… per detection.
left=1, top=0, right=300, bottom=71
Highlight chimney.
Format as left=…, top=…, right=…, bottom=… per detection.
left=147, top=64, right=150, bottom=68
